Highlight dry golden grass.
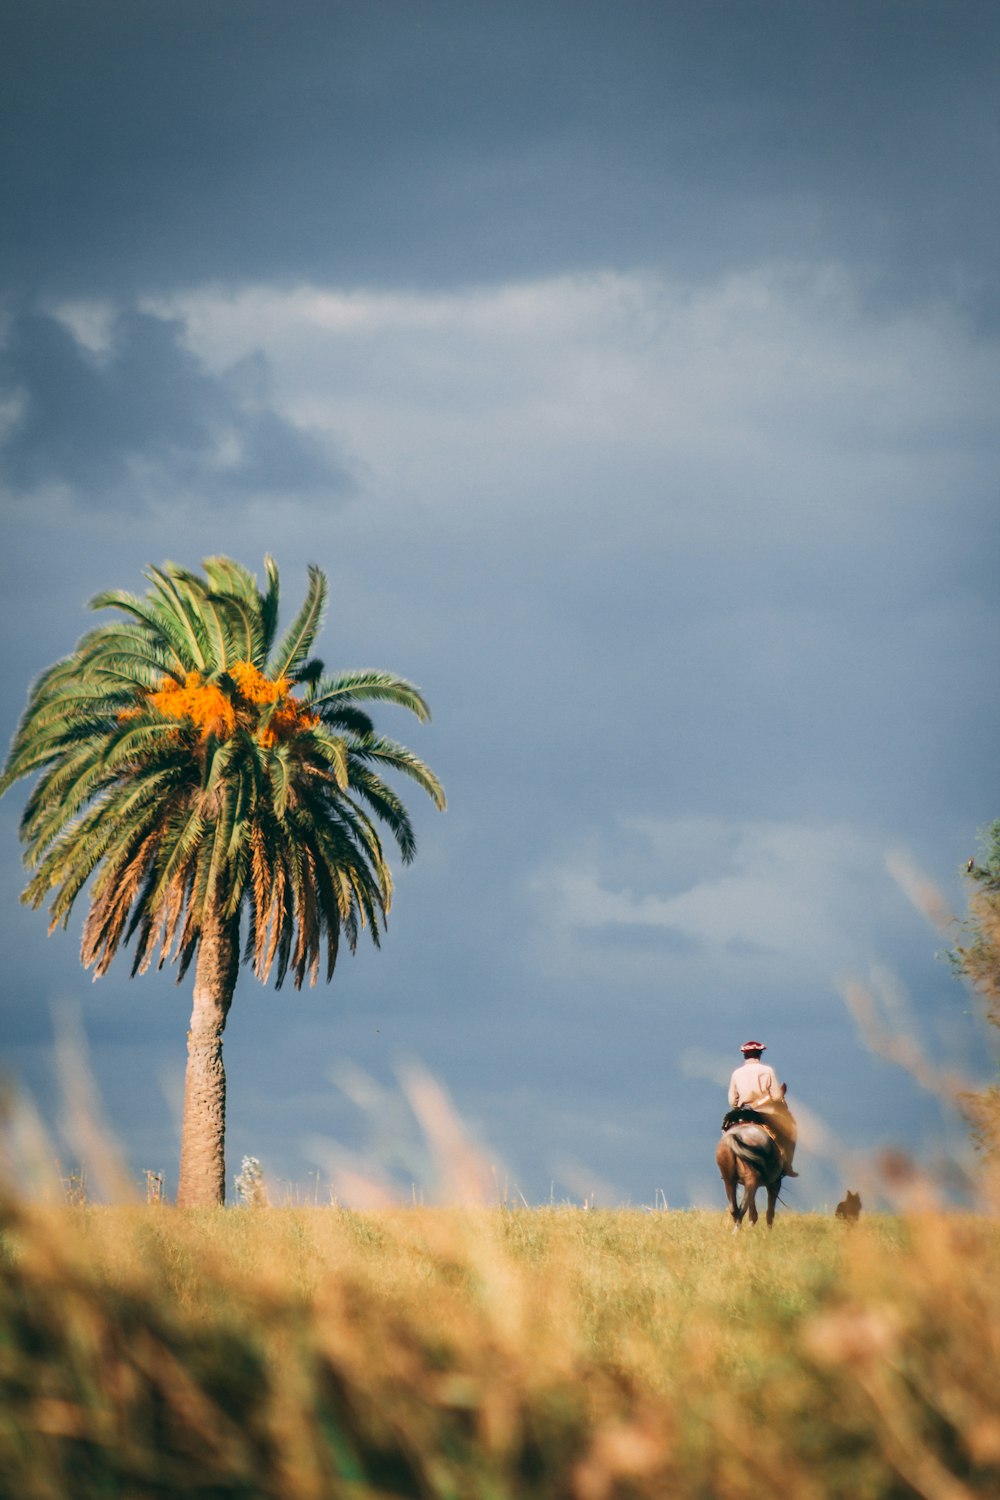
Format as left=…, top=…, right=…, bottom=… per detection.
left=2, top=1193, right=1000, bottom=1499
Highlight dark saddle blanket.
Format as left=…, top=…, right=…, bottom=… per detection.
left=721, top=1107, right=771, bottom=1133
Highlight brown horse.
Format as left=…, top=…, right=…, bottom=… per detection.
left=716, top=1123, right=784, bottom=1228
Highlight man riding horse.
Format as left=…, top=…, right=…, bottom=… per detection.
left=723, top=1040, right=798, bottom=1177
left=716, top=1040, right=798, bottom=1227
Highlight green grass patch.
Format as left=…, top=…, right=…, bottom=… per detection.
left=1, top=1200, right=999, bottom=1497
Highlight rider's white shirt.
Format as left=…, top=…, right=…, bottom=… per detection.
left=728, top=1061, right=781, bottom=1109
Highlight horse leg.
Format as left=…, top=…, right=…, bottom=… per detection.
left=717, top=1141, right=745, bottom=1228
left=765, top=1179, right=779, bottom=1228
left=744, top=1177, right=759, bottom=1225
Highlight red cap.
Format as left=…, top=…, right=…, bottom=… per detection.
left=740, top=1040, right=766, bottom=1054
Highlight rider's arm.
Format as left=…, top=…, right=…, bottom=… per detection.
left=763, top=1066, right=783, bottom=1101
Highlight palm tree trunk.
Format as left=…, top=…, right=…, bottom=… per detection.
left=176, top=915, right=239, bottom=1206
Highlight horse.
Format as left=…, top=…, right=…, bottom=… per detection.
left=716, top=1122, right=784, bottom=1228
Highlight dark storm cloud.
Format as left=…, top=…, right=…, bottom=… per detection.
left=0, top=309, right=348, bottom=502
left=2, top=0, right=997, bottom=315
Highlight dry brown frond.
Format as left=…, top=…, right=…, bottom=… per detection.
left=80, top=831, right=160, bottom=975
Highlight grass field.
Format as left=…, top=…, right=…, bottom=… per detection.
left=2, top=1193, right=1000, bottom=1499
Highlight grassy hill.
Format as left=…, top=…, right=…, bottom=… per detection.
left=2, top=1197, right=999, bottom=1498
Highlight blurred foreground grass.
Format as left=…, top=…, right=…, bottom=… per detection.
left=2, top=1198, right=1000, bottom=1499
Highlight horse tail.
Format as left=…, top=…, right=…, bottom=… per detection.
left=728, top=1126, right=779, bottom=1178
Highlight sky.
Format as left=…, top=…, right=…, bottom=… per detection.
left=1, top=0, right=997, bottom=1209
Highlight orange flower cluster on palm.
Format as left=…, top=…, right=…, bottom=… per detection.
left=228, top=660, right=289, bottom=705
left=149, top=673, right=236, bottom=739
left=147, top=663, right=316, bottom=746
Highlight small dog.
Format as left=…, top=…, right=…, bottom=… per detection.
left=835, top=1190, right=862, bottom=1223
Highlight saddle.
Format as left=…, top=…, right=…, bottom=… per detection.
left=721, top=1106, right=771, bottom=1133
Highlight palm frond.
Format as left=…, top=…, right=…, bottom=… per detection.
left=98, top=720, right=190, bottom=772
left=268, top=564, right=327, bottom=681
left=88, top=589, right=194, bottom=675
left=64, top=623, right=181, bottom=685
left=146, top=804, right=207, bottom=908
left=221, top=751, right=258, bottom=918
left=147, top=566, right=215, bottom=671
left=260, top=555, right=281, bottom=660
left=338, top=770, right=416, bottom=862
left=201, top=556, right=258, bottom=602
left=173, top=570, right=233, bottom=669
left=308, top=669, right=432, bottom=721
left=307, top=728, right=350, bottom=790
left=82, top=832, right=162, bottom=976
left=314, top=702, right=376, bottom=739
left=225, top=594, right=263, bottom=666
left=349, top=735, right=446, bottom=811
left=267, top=745, right=293, bottom=818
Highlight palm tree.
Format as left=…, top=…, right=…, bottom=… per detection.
left=0, top=557, right=445, bottom=1206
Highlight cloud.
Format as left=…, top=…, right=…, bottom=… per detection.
left=150, top=268, right=999, bottom=525
left=526, top=817, right=897, bottom=994
left=3, top=266, right=993, bottom=889
left=0, top=307, right=350, bottom=506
